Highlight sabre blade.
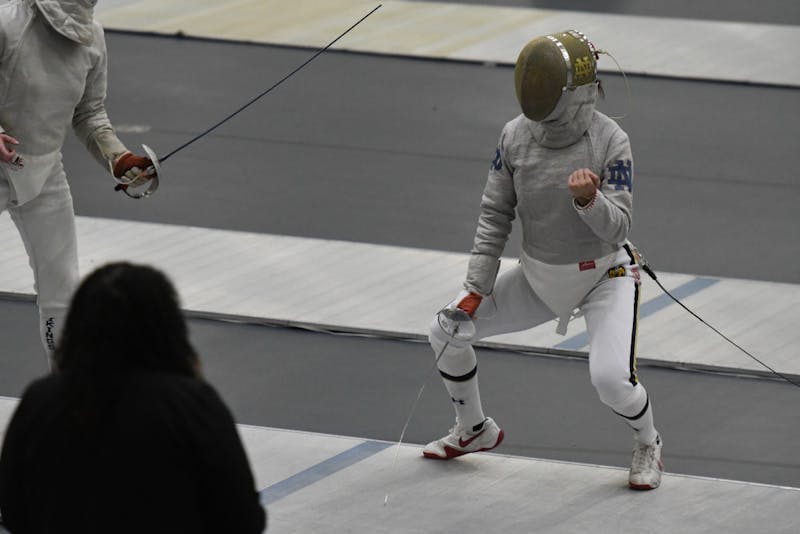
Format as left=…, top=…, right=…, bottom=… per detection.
left=117, top=5, right=381, bottom=200
left=159, top=4, right=383, bottom=164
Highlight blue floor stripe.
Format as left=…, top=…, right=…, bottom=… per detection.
left=260, top=440, right=392, bottom=506
left=554, top=277, right=720, bottom=351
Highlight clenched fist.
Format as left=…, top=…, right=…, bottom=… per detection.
left=567, top=168, right=600, bottom=207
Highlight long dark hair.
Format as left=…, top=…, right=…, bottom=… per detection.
left=55, top=262, right=199, bottom=377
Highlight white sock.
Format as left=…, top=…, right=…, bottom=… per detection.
left=614, top=387, right=658, bottom=445
left=440, top=365, right=486, bottom=433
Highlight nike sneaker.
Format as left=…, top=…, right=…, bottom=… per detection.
left=422, top=417, right=504, bottom=459
left=629, top=434, right=663, bottom=490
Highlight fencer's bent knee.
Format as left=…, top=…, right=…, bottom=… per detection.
left=428, top=314, right=471, bottom=352
left=428, top=314, right=477, bottom=376
left=590, top=368, right=636, bottom=408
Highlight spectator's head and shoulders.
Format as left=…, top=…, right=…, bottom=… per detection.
left=26, top=262, right=211, bottom=417
left=0, top=262, right=267, bottom=533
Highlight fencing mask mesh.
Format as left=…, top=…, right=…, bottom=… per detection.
left=514, top=30, right=598, bottom=122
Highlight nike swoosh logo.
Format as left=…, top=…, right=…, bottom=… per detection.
left=458, top=428, right=486, bottom=448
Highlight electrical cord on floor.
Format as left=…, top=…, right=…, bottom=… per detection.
left=384, top=317, right=461, bottom=507
left=637, top=255, right=800, bottom=389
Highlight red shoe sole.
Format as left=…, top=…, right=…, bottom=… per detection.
left=629, top=459, right=663, bottom=490
left=629, top=482, right=660, bottom=491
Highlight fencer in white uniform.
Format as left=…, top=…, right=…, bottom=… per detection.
left=424, top=30, right=663, bottom=490
left=0, top=0, right=155, bottom=361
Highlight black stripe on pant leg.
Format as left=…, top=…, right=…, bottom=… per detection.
left=623, top=243, right=636, bottom=265
left=439, top=365, right=477, bottom=382
left=614, top=395, right=650, bottom=421
left=628, top=283, right=640, bottom=386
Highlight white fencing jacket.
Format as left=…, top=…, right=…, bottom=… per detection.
left=466, top=84, right=635, bottom=320
left=0, top=0, right=126, bottom=204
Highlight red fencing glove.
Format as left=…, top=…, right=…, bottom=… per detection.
left=113, top=151, right=155, bottom=188
left=453, top=289, right=483, bottom=317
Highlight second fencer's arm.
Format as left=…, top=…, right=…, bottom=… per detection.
left=70, top=23, right=128, bottom=171
left=72, top=23, right=154, bottom=187
left=0, top=7, right=21, bottom=166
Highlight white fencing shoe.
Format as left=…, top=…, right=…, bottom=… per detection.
left=629, top=434, right=663, bottom=490
left=422, top=417, right=504, bottom=459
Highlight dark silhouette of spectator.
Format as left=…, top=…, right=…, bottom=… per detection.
left=0, top=262, right=267, bottom=533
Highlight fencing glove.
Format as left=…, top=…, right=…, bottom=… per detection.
left=112, top=151, right=155, bottom=188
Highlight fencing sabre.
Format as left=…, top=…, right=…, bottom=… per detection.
left=115, top=4, right=383, bottom=199
left=383, top=307, right=476, bottom=506
left=634, top=246, right=800, bottom=389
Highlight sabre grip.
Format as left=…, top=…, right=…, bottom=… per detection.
left=112, top=152, right=152, bottom=178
